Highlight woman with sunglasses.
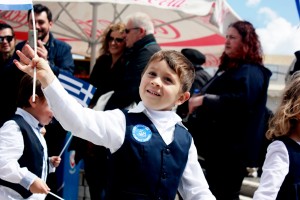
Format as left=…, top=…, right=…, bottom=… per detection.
left=68, top=22, right=126, bottom=200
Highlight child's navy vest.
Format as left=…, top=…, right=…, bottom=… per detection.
left=276, top=136, right=300, bottom=200
left=0, top=114, right=44, bottom=199
left=106, top=110, right=192, bottom=200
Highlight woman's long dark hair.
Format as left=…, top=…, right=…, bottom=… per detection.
left=219, top=21, right=263, bottom=70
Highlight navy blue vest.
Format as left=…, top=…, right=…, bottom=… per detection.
left=106, top=110, right=192, bottom=200
left=0, top=115, right=44, bottom=198
left=276, top=137, right=300, bottom=200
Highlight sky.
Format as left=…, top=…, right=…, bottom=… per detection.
left=226, top=0, right=300, bottom=56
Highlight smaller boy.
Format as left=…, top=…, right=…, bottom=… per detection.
left=15, top=45, right=216, bottom=200
left=0, top=74, right=61, bottom=200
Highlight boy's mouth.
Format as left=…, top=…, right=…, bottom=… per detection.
left=147, top=89, right=160, bottom=96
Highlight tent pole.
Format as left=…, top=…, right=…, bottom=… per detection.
left=90, top=3, right=99, bottom=74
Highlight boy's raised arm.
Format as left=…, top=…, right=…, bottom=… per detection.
left=13, top=44, right=55, bottom=88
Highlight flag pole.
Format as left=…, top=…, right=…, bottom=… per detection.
left=58, top=133, right=73, bottom=157
left=31, top=4, right=37, bottom=102
left=48, top=191, right=64, bottom=200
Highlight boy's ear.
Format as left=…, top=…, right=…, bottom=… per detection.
left=176, top=91, right=190, bottom=106
left=28, top=95, right=39, bottom=107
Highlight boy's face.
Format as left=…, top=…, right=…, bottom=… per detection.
left=139, top=60, right=189, bottom=111
left=34, top=98, right=53, bottom=126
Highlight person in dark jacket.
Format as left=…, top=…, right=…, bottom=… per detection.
left=188, top=21, right=272, bottom=200
left=254, top=72, right=300, bottom=200
left=104, top=12, right=161, bottom=110
left=0, top=22, right=18, bottom=127
left=176, top=48, right=211, bottom=163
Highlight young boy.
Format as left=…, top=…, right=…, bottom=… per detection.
left=14, top=45, right=216, bottom=200
left=0, top=74, right=61, bottom=200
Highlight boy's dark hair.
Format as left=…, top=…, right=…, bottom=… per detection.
left=143, top=50, right=195, bottom=93
left=27, top=4, right=52, bottom=22
left=17, top=74, right=44, bottom=108
left=0, top=23, right=15, bottom=36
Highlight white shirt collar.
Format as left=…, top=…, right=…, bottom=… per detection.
left=128, top=101, right=186, bottom=130
left=16, top=108, right=41, bottom=131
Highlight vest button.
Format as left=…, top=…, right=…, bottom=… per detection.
left=165, top=148, right=170, bottom=154
left=162, top=172, right=167, bottom=179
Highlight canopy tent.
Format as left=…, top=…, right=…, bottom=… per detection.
left=0, top=0, right=240, bottom=72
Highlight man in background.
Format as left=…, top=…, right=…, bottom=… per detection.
left=0, top=23, right=16, bottom=67
left=0, top=22, right=18, bottom=126
left=13, top=3, right=74, bottom=76
left=104, top=12, right=161, bottom=110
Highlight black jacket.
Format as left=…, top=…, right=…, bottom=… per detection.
left=195, top=64, right=272, bottom=167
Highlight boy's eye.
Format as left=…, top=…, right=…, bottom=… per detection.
left=148, top=71, right=156, bottom=76
left=164, top=77, right=173, bottom=84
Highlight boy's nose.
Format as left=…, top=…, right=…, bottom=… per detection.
left=151, top=79, right=161, bottom=86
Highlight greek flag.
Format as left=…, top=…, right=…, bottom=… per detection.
left=0, top=0, right=32, bottom=10
left=58, top=72, right=97, bottom=107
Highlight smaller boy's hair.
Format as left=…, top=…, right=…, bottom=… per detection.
left=17, top=74, right=45, bottom=108
left=143, top=50, right=195, bottom=92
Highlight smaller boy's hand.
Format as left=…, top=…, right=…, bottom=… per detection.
left=50, top=156, right=61, bottom=168
left=29, top=178, right=50, bottom=194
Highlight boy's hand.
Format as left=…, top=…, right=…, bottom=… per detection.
left=13, top=44, right=55, bottom=88
left=50, top=156, right=61, bottom=168
left=29, top=177, right=50, bottom=194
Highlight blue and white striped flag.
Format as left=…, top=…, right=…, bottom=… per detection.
left=58, top=72, right=97, bottom=107
left=0, top=0, right=32, bottom=10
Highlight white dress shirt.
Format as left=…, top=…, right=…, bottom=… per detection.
left=43, top=77, right=216, bottom=200
left=0, top=108, right=54, bottom=200
left=253, top=140, right=294, bottom=200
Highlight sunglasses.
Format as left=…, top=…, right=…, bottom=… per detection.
left=0, top=35, right=14, bottom=43
left=125, top=27, right=140, bottom=34
left=108, top=36, right=125, bottom=43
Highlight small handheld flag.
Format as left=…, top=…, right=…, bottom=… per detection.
left=0, top=0, right=38, bottom=102
left=58, top=72, right=97, bottom=107
left=0, top=0, right=32, bottom=10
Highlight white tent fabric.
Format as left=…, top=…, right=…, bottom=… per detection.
left=0, top=0, right=240, bottom=71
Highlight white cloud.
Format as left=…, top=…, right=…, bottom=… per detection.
left=256, top=7, right=300, bottom=55
left=246, top=0, right=261, bottom=6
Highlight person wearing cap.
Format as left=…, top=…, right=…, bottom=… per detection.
left=176, top=49, right=211, bottom=163
left=181, top=48, right=211, bottom=94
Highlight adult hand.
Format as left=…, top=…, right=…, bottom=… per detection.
left=13, top=44, right=55, bottom=88
left=29, top=177, right=50, bottom=194
left=36, top=40, right=48, bottom=60
left=188, top=95, right=204, bottom=114
left=50, top=156, right=61, bottom=168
